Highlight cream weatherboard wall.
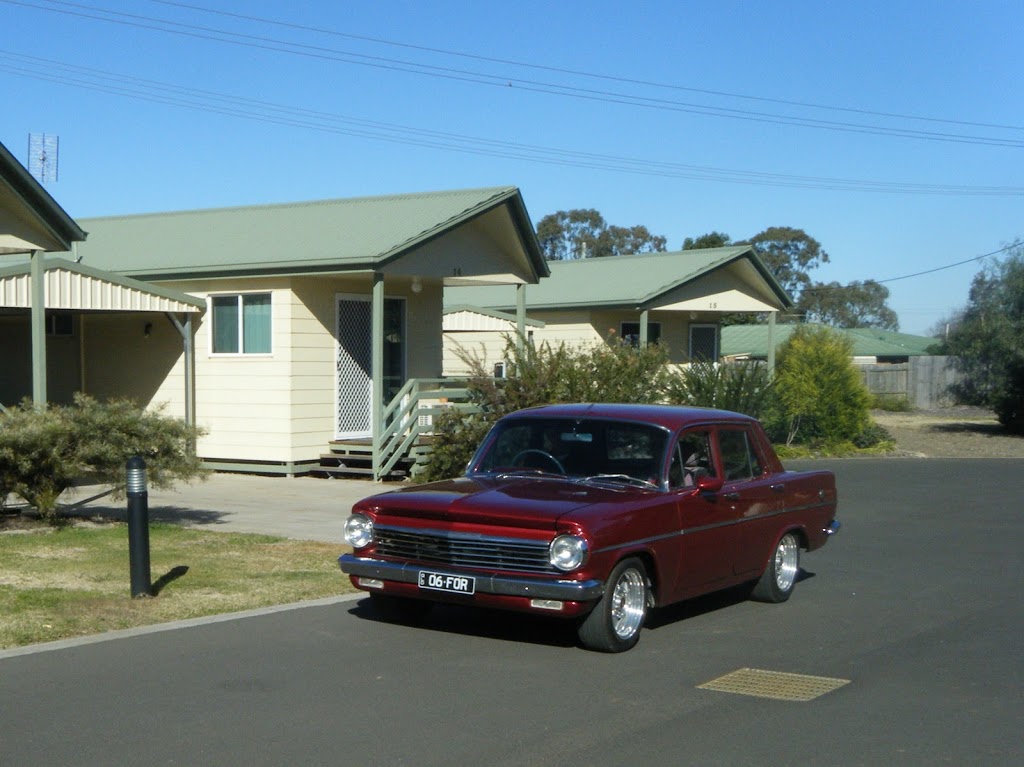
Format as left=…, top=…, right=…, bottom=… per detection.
left=81, top=275, right=441, bottom=468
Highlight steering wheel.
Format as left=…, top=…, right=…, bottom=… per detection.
left=511, top=449, right=566, bottom=474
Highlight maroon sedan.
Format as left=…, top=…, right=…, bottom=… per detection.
left=340, top=404, right=839, bottom=652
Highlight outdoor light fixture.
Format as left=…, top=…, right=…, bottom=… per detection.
left=411, top=276, right=423, bottom=293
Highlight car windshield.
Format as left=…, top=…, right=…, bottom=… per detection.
left=471, top=417, right=669, bottom=487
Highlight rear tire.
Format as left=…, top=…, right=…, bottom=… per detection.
left=751, top=532, right=800, bottom=603
left=578, top=558, right=649, bottom=653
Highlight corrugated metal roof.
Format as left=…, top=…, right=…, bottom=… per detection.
left=443, top=305, right=545, bottom=330
left=67, top=186, right=544, bottom=280
left=721, top=324, right=940, bottom=358
left=445, top=246, right=791, bottom=311
left=0, top=257, right=204, bottom=312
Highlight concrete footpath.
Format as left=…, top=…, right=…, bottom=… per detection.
left=67, top=473, right=388, bottom=542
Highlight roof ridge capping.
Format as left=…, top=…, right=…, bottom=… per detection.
left=550, top=245, right=749, bottom=265
left=77, top=185, right=520, bottom=222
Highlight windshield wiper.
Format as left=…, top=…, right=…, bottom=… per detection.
left=493, top=469, right=565, bottom=480
left=581, top=474, right=658, bottom=489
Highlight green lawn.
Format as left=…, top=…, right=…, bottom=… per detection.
left=0, top=520, right=356, bottom=649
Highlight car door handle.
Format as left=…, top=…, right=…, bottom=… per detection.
left=722, top=492, right=740, bottom=501
left=771, top=483, right=786, bottom=493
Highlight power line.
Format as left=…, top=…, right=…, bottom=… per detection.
left=148, top=0, right=1024, bottom=135
left=6, top=0, right=1024, bottom=148
left=3, top=49, right=1022, bottom=197
left=798, top=242, right=1017, bottom=294
left=876, top=243, right=1016, bottom=284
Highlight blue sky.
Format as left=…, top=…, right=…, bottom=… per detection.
left=3, top=0, right=1022, bottom=335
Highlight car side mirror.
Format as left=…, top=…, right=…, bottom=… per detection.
left=696, top=475, right=724, bottom=494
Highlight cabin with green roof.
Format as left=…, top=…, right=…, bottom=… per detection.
left=3, top=177, right=547, bottom=479
left=443, top=246, right=793, bottom=374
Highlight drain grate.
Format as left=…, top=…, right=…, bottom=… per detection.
left=698, top=668, right=850, bottom=702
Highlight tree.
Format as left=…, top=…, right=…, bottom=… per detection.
left=421, top=336, right=670, bottom=480
left=797, top=279, right=899, bottom=330
left=740, top=226, right=830, bottom=299
left=771, top=325, right=871, bottom=446
left=682, top=231, right=731, bottom=250
left=944, top=245, right=1024, bottom=432
left=535, top=209, right=666, bottom=260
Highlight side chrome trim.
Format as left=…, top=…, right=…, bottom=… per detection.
left=339, top=554, right=604, bottom=601
left=593, top=500, right=836, bottom=556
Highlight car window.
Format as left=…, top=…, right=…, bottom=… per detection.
left=718, top=429, right=762, bottom=482
left=669, top=430, right=715, bottom=489
left=473, top=417, right=668, bottom=484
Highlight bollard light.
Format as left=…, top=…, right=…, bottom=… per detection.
left=126, top=456, right=152, bottom=598
left=126, top=456, right=147, bottom=495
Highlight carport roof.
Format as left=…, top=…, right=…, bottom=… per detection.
left=0, top=257, right=204, bottom=312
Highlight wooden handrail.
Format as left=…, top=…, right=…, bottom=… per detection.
left=374, top=377, right=479, bottom=480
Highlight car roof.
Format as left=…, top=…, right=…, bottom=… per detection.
left=500, top=403, right=757, bottom=431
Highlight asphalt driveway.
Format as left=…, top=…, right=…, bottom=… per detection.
left=2, top=458, right=1022, bottom=766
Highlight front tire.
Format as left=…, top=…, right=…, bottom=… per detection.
left=578, top=558, right=649, bottom=653
left=751, top=532, right=800, bottom=603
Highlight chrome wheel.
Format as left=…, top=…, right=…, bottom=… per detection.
left=610, top=568, right=647, bottom=640
left=774, top=534, right=799, bottom=593
left=578, top=558, right=649, bottom=652
left=751, top=531, right=800, bottom=603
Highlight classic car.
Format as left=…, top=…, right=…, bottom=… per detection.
left=340, top=403, right=839, bottom=652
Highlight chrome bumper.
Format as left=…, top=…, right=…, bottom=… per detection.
left=339, top=554, right=604, bottom=602
left=823, top=520, right=841, bottom=536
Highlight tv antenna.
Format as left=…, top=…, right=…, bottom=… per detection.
left=27, top=133, right=59, bottom=183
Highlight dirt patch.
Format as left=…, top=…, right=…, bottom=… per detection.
left=872, top=407, right=1024, bottom=458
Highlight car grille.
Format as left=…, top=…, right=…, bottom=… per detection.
left=374, top=525, right=555, bottom=574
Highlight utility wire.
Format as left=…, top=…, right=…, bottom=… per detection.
left=148, top=0, right=1024, bottom=135
left=6, top=0, right=1024, bottom=148
left=3, top=49, right=1021, bottom=197
left=798, top=242, right=1017, bottom=294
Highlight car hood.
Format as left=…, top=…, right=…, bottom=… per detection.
left=358, top=475, right=635, bottom=530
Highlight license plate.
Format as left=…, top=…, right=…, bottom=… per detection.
left=418, top=570, right=476, bottom=595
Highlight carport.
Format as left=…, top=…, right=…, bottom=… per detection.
left=0, top=140, right=203, bottom=422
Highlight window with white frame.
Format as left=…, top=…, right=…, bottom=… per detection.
left=211, top=293, right=272, bottom=354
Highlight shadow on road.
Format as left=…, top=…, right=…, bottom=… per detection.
left=347, top=569, right=818, bottom=649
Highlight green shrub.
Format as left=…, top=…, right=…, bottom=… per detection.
left=0, top=395, right=207, bottom=521
left=869, top=393, right=912, bottom=412
left=0, top=404, right=79, bottom=519
left=852, top=420, right=894, bottom=449
left=420, top=336, right=670, bottom=481
left=663, top=361, right=775, bottom=419
left=771, top=325, right=871, bottom=446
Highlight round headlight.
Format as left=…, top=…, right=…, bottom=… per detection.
left=549, top=534, right=588, bottom=572
left=344, top=513, right=374, bottom=548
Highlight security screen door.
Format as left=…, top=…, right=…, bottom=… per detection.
left=335, top=296, right=405, bottom=438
